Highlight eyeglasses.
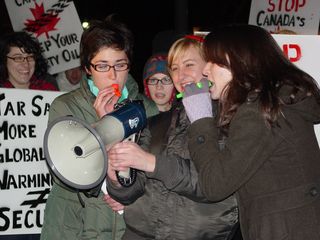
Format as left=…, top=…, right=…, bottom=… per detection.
left=90, top=62, right=130, bottom=72
left=146, top=76, right=173, bottom=85
left=7, top=55, right=35, bottom=63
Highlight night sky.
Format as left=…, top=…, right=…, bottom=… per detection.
left=0, top=0, right=251, bottom=88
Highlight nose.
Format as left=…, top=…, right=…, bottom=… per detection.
left=107, top=67, right=117, bottom=80
left=156, top=81, right=164, bottom=89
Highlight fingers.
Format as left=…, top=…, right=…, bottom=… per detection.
left=108, top=142, right=136, bottom=170
left=103, top=194, right=125, bottom=211
left=93, top=87, right=120, bottom=118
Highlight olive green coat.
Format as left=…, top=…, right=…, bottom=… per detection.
left=40, top=75, right=158, bottom=240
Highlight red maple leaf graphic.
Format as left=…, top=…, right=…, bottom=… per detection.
left=24, top=2, right=60, bottom=39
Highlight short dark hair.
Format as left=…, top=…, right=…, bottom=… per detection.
left=80, top=14, right=134, bottom=71
left=0, top=31, right=48, bottom=82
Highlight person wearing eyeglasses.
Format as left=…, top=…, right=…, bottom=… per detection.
left=143, top=53, right=175, bottom=112
left=40, top=15, right=158, bottom=240
left=0, top=31, right=57, bottom=240
left=0, top=31, right=57, bottom=90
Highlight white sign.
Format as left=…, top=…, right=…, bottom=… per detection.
left=4, top=0, right=83, bottom=74
left=0, top=88, right=63, bottom=235
left=249, top=0, right=320, bottom=34
left=273, top=34, right=320, bottom=143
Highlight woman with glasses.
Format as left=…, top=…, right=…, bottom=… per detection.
left=105, top=36, right=239, bottom=240
left=0, top=31, right=57, bottom=90
left=143, top=53, right=175, bottom=112
left=40, top=15, right=158, bottom=240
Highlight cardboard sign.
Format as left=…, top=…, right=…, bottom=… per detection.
left=249, top=0, right=320, bottom=34
left=0, top=89, right=63, bottom=235
left=4, top=0, right=83, bottom=74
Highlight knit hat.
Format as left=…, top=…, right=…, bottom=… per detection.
left=142, top=53, right=175, bottom=104
left=143, top=54, right=168, bottom=82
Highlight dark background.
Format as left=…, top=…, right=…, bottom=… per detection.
left=0, top=0, right=252, bottom=86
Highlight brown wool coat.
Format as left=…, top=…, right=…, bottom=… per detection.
left=188, top=95, right=320, bottom=240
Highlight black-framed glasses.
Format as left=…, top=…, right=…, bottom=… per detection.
left=146, top=76, right=173, bottom=85
left=90, top=62, right=130, bottom=72
left=7, top=55, right=35, bottom=63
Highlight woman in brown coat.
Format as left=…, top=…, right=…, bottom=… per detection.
left=182, top=24, right=320, bottom=240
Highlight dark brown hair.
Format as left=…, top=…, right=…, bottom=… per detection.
left=80, top=14, right=134, bottom=71
left=204, top=24, right=320, bottom=128
left=0, top=31, right=48, bottom=82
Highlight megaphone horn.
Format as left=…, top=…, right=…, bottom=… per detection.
left=43, top=100, right=147, bottom=190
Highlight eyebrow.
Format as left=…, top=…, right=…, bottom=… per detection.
left=94, top=58, right=128, bottom=64
left=182, top=59, right=197, bottom=64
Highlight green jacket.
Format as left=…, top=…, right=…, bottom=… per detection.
left=41, top=75, right=158, bottom=240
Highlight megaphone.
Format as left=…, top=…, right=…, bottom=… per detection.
left=43, top=100, right=147, bottom=190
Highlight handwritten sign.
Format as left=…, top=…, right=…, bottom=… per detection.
left=4, top=0, right=83, bottom=74
left=0, top=89, right=63, bottom=235
left=249, top=0, right=320, bottom=34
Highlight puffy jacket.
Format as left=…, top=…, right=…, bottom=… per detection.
left=108, top=101, right=239, bottom=240
left=40, top=75, right=158, bottom=240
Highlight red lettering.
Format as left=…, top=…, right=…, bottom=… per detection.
left=268, top=0, right=306, bottom=13
left=267, top=0, right=276, bottom=12
left=282, top=44, right=301, bottom=62
left=295, top=0, right=306, bottom=12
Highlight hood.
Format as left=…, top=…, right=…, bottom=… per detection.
left=280, top=85, right=320, bottom=124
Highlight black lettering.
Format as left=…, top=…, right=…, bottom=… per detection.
left=0, top=207, right=10, bottom=231
left=4, top=102, right=15, bottom=115
left=25, top=210, right=34, bottom=228
left=12, top=210, right=23, bottom=229
left=0, top=121, right=9, bottom=140
left=32, top=95, right=43, bottom=116
left=0, top=170, right=9, bottom=189
left=51, top=33, right=61, bottom=48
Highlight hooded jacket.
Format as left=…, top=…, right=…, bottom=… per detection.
left=187, top=87, right=320, bottom=240
left=40, top=74, right=158, bottom=240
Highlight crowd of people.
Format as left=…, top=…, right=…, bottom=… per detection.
left=1, top=13, right=319, bottom=240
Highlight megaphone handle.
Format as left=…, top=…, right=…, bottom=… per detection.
left=116, top=168, right=137, bottom=187
left=115, top=133, right=137, bottom=187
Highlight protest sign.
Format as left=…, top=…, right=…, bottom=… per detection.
left=0, top=89, right=63, bottom=235
left=4, top=0, right=83, bottom=74
left=249, top=0, right=320, bottom=34
left=273, top=34, right=320, bottom=143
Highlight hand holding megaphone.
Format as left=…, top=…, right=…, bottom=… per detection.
left=43, top=100, right=147, bottom=191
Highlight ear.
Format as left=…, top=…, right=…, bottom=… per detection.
left=85, top=66, right=91, bottom=76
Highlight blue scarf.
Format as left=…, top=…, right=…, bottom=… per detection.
left=87, top=77, right=128, bottom=103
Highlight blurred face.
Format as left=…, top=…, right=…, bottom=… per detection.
left=147, top=73, right=174, bottom=112
left=203, top=62, right=232, bottom=100
left=169, top=46, right=206, bottom=93
left=86, top=47, right=129, bottom=91
left=6, top=46, right=35, bottom=89
left=65, top=67, right=83, bottom=85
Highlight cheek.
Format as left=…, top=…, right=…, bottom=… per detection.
left=172, top=80, right=182, bottom=92
left=7, top=62, right=16, bottom=74
left=91, top=73, right=106, bottom=89
left=170, top=73, right=181, bottom=91
left=30, top=63, right=35, bottom=74
left=148, top=86, right=157, bottom=96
